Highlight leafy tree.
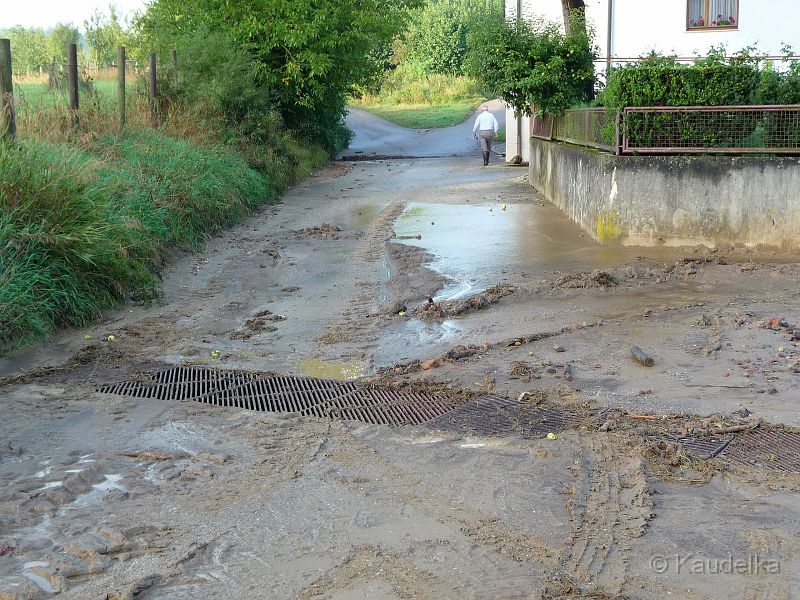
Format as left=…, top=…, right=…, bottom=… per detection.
left=84, top=6, right=125, bottom=68
left=465, top=12, right=596, bottom=115
left=560, top=0, right=585, bottom=33
left=0, top=26, right=49, bottom=75
left=46, top=23, right=81, bottom=65
left=404, top=0, right=504, bottom=76
left=135, top=0, right=419, bottom=153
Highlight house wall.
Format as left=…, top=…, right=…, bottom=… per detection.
left=529, top=138, right=800, bottom=249
left=608, top=0, right=800, bottom=59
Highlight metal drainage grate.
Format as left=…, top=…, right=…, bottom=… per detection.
left=719, top=429, right=800, bottom=473
left=426, top=396, right=580, bottom=439
left=98, top=366, right=466, bottom=426
left=670, top=429, right=800, bottom=473
left=671, top=435, right=734, bottom=460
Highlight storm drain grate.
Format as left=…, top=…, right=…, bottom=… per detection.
left=671, top=435, right=734, bottom=460
left=425, top=396, right=581, bottom=439
left=669, top=429, right=800, bottom=473
left=719, top=429, right=800, bottom=473
left=98, top=366, right=467, bottom=426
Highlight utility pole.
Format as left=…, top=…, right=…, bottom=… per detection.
left=515, top=0, right=523, bottom=160
left=606, top=0, right=614, bottom=80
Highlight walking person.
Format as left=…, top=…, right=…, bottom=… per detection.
left=472, top=104, right=499, bottom=166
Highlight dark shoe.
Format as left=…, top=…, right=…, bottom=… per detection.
left=482, top=151, right=489, bottom=166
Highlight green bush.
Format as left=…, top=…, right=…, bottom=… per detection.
left=601, top=64, right=760, bottom=108
left=465, top=12, right=596, bottom=116
left=135, top=0, right=417, bottom=156
left=600, top=56, right=800, bottom=149
left=0, top=130, right=281, bottom=351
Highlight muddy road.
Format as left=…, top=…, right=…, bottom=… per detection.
left=2, top=105, right=800, bottom=599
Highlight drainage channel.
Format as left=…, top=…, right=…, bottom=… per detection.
left=97, top=365, right=581, bottom=435
left=674, top=428, right=800, bottom=474
left=98, top=366, right=800, bottom=471
left=425, top=396, right=582, bottom=439
left=98, top=366, right=467, bottom=426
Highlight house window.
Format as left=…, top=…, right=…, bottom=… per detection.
left=688, top=0, right=739, bottom=29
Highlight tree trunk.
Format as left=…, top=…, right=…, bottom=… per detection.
left=561, top=0, right=585, bottom=34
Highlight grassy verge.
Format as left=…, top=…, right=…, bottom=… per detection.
left=0, top=130, right=326, bottom=352
left=355, top=102, right=478, bottom=129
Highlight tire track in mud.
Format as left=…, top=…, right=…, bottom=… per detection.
left=316, top=202, right=406, bottom=349
left=542, top=436, right=653, bottom=599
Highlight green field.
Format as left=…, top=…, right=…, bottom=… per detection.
left=15, top=80, right=127, bottom=111
left=354, top=102, right=479, bottom=129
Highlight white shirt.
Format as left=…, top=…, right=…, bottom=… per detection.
left=473, top=111, right=499, bottom=133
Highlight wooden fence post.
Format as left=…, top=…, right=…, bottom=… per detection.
left=117, top=46, right=126, bottom=132
left=149, top=52, right=157, bottom=126
left=68, top=43, right=79, bottom=130
left=0, top=38, right=16, bottom=141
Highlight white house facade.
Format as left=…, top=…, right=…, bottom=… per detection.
left=504, top=0, right=800, bottom=162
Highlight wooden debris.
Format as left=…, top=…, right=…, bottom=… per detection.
left=117, top=451, right=173, bottom=461
left=631, top=345, right=655, bottom=367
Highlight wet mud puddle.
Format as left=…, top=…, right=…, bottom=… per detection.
left=392, top=201, right=690, bottom=300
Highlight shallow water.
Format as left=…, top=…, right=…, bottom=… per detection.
left=298, top=358, right=366, bottom=380
left=393, top=201, right=687, bottom=298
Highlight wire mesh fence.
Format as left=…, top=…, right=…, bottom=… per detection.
left=552, top=108, right=617, bottom=153
left=532, top=106, right=800, bottom=155
left=531, top=113, right=554, bottom=139
left=622, top=105, right=800, bottom=154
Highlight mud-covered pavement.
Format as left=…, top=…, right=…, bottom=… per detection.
left=2, top=106, right=800, bottom=599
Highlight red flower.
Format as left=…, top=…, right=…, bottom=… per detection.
left=712, top=20, right=717, bottom=25
left=729, top=16, right=735, bottom=22
left=717, top=13, right=723, bottom=18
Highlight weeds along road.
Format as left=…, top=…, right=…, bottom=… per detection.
left=1, top=103, right=800, bottom=599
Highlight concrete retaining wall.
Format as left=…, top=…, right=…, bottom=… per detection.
left=529, top=138, right=800, bottom=249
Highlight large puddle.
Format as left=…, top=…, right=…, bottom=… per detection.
left=393, top=202, right=684, bottom=300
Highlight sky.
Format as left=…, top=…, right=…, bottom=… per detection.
left=1, top=0, right=149, bottom=30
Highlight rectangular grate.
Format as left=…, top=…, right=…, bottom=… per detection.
left=720, top=429, right=800, bottom=473
left=670, top=435, right=734, bottom=459
left=425, top=396, right=580, bottom=439
left=98, top=366, right=467, bottom=426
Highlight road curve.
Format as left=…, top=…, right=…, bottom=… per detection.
left=342, top=98, right=506, bottom=158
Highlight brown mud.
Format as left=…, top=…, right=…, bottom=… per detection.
left=2, top=143, right=800, bottom=598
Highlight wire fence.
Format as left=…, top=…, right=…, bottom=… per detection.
left=622, top=105, right=800, bottom=154
left=552, top=108, right=616, bottom=153
left=1, top=40, right=173, bottom=142
left=531, top=105, right=800, bottom=155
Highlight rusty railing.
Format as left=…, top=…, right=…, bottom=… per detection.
left=621, top=105, right=800, bottom=154
left=532, top=108, right=619, bottom=154
left=531, top=105, right=800, bottom=155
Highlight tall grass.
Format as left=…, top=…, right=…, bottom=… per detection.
left=2, top=53, right=329, bottom=353
left=0, top=129, right=323, bottom=352
left=351, top=72, right=486, bottom=128
left=353, top=73, right=485, bottom=106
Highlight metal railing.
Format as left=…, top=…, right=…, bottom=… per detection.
left=532, top=105, right=800, bottom=155
left=552, top=108, right=617, bottom=153
left=621, top=105, right=800, bottom=154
